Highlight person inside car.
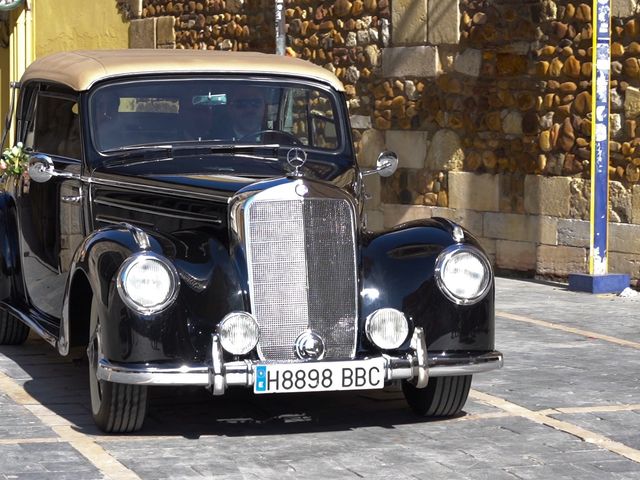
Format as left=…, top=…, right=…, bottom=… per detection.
left=221, top=85, right=300, bottom=145
left=224, top=85, right=267, bottom=141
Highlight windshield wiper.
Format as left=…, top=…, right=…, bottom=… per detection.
left=209, top=143, right=282, bottom=154
left=102, top=144, right=173, bottom=155
left=102, top=143, right=284, bottom=168
left=101, top=145, right=174, bottom=167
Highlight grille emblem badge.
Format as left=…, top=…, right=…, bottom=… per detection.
left=287, top=147, right=307, bottom=176
left=294, top=330, right=325, bottom=360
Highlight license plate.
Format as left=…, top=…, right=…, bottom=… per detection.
left=253, top=358, right=386, bottom=394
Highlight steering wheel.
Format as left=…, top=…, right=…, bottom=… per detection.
left=238, top=129, right=303, bottom=146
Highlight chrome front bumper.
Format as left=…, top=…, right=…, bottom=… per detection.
left=96, top=327, right=503, bottom=394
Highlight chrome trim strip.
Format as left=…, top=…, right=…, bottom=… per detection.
left=88, top=176, right=230, bottom=202
left=31, top=172, right=230, bottom=202
left=97, top=358, right=210, bottom=385
left=95, top=215, right=155, bottom=227
left=0, top=302, right=58, bottom=347
left=429, top=352, right=503, bottom=377
left=93, top=197, right=223, bottom=225
left=64, top=174, right=230, bottom=202
left=61, top=194, right=83, bottom=204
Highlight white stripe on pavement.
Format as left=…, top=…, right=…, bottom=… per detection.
left=496, top=311, right=640, bottom=349
left=470, top=389, right=640, bottom=464
left=0, top=371, right=141, bottom=480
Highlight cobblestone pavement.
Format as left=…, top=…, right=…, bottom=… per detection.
left=0, top=277, right=639, bottom=479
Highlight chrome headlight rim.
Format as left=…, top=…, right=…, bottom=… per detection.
left=217, top=311, right=260, bottom=356
left=365, top=307, right=410, bottom=351
left=435, top=244, right=492, bottom=306
left=116, top=252, right=180, bottom=315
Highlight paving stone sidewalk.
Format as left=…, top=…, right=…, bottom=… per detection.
left=0, top=277, right=639, bottom=479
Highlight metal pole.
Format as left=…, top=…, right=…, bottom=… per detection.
left=274, top=0, right=285, bottom=55
left=589, top=0, right=610, bottom=275
left=566, top=0, right=627, bottom=293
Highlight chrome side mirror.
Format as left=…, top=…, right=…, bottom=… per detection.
left=362, top=151, right=399, bottom=177
left=375, top=151, right=398, bottom=177
left=28, top=154, right=55, bottom=183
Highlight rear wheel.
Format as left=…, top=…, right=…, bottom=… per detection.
left=0, top=309, right=29, bottom=345
left=87, top=297, right=148, bottom=433
left=402, top=375, right=471, bottom=417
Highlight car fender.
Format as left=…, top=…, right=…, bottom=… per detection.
left=59, top=223, right=153, bottom=355
left=360, top=217, right=495, bottom=353
left=60, top=223, right=246, bottom=362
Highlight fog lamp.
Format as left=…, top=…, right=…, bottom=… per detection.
left=218, top=312, right=260, bottom=355
left=365, top=308, right=409, bottom=350
left=435, top=245, right=491, bottom=305
left=117, top=253, right=179, bottom=315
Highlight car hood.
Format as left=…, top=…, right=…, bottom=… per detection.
left=93, top=152, right=356, bottom=200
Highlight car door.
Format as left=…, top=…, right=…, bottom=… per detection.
left=17, top=84, right=84, bottom=321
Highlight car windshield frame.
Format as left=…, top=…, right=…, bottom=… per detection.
left=87, top=75, right=348, bottom=159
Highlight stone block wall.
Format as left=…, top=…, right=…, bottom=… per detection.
left=381, top=172, right=640, bottom=281
left=123, top=0, right=276, bottom=51
left=125, top=0, right=640, bottom=283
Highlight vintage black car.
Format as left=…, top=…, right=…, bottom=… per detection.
left=0, top=50, right=502, bottom=433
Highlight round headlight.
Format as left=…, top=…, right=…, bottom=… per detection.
left=117, top=253, right=179, bottom=314
left=218, top=312, right=260, bottom=355
left=435, top=245, right=491, bottom=305
left=365, top=308, right=409, bottom=350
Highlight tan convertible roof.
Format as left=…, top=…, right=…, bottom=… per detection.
left=20, top=49, right=345, bottom=92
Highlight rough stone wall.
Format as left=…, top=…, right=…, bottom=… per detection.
left=125, top=0, right=640, bottom=282
left=536, top=0, right=640, bottom=224
left=122, top=0, right=275, bottom=50
left=125, top=1, right=640, bottom=197
left=130, top=0, right=389, bottom=113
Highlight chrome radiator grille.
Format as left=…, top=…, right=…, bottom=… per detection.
left=246, top=197, right=357, bottom=361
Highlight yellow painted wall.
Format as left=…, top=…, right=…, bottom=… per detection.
left=0, top=1, right=129, bottom=147
left=1, top=41, right=9, bottom=143
left=1, top=6, right=34, bottom=148
left=34, top=0, right=129, bottom=58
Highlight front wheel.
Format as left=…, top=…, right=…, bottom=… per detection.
left=87, top=297, right=148, bottom=433
left=402, top=375, right=471, bottom=417
left=0, top=309, right=29, bottom=345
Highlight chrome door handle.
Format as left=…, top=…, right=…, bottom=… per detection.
left=61, top=195, right=82, bottom=204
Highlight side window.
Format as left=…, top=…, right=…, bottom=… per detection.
left=281, top=88, right=309, bottom=145
left=16, top=85, right=38, bottom=143
left=26, top=94, right=81, bottom=159
left=280, top=88, right=338, bottom=150
left=309, top=91, right=337, bottom=150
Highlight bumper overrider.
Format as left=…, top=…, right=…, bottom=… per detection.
left=96, top=327, right=503, bottom=394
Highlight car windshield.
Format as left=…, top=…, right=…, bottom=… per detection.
left=89, top=78, right=342, bottom=153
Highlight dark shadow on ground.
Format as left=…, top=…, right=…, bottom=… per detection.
left=0, top=337, right=466, bottom=440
